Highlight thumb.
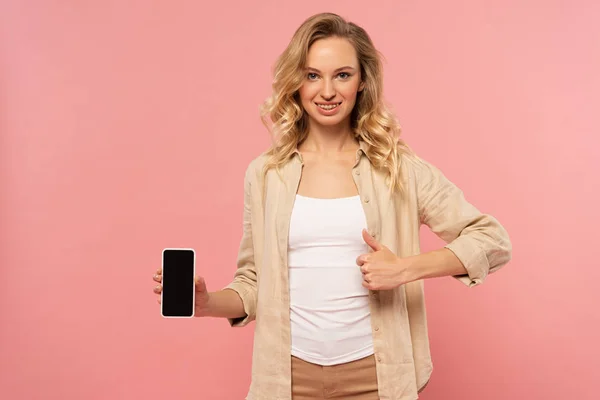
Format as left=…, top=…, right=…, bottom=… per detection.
left=362, top=228, right=382, bottom=251
left=195, top=276, right=207, bottom=293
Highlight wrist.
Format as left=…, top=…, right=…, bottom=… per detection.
left=401, top=254, right=425, bottom=283
left=194, top=292, right=213, bottom=317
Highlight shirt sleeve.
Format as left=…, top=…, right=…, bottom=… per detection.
left=414, top=156, right=512, bottom=287
left=222, top=163, right=258, bottom=326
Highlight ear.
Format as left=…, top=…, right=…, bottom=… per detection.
left=358, top=81, right=365, bottom=92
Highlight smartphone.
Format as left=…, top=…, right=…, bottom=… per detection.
left=161, top=248, right=196, bottom=318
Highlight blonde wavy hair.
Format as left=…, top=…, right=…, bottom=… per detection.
left=260, top=12, right=415, bottom=196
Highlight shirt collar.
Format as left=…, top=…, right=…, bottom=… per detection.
left=292, top=139, right=372, bottom=165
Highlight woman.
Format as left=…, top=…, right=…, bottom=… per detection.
left=153, top=12, right=512, bottom=400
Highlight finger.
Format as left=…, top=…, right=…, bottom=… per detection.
left=156, top=268, right=162, bottom=275
left=157, top=298, right=161, bottom=304
left=360, top=264, right=368, bottom=274
left=153, top=284, right=162, bottom=294
left=362, top=229, right=382, bottom=252
left=195, top=276, right=207, bottom=293
left=356, top=254, right=367, bottom=267
left=153, top=274, right=162, bottom=283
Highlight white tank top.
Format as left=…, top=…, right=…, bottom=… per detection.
left=288, top=194, right=374, bottom=366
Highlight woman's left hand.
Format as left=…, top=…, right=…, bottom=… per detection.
left=356, top=229, right=416, bottom=290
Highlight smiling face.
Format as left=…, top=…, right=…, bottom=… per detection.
left=298, top=36, right=365, bottom=129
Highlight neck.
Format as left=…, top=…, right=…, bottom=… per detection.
left=299, top=121, right=359, bottom=154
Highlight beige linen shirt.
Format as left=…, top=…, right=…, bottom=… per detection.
left=224, top=140, right=512, bottom=400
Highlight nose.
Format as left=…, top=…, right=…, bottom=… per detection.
left=320, top=78, right=336, bottom=100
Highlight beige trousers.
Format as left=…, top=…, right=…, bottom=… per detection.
left=291, top=354, right=380, bottom=399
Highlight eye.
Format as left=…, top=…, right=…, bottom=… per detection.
left=307, top=73, right=319, bottom=80
left=338, top=72, right=351, bottom=79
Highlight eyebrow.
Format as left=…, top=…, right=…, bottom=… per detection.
left=305, top=66, right=357, bottom=73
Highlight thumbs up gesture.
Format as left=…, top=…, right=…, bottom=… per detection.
left=356, top=229, right=414, bottom=290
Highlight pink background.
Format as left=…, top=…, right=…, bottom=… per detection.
left=1, top=1, right=599, bottom=399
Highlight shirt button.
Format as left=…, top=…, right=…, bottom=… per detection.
left=364, top=197, right=370, bottom=203
left=374, top=327, right=380, bottom=331
left=355, top=170, right=360, bottom=175
left=377, top=356, right=382, bottom=362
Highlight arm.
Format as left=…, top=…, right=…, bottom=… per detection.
left=413, top=156, right=512, bottom=287
left=408, top=247, right=468, bottom=280
left=221, top=164, right=258, bottom=325
left=199, top=288, right=246, bottom=319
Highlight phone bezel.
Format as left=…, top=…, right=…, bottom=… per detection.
left=160, top=247, right=196, bottom=318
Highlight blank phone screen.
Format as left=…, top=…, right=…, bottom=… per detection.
left=162, top=249, right=195, bottom=317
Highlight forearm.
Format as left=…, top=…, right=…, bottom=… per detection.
left=409, top=248, right=468, bottom=281
left=197, top=289, right=246, bottom=319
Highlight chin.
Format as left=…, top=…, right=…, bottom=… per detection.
left=309, top=112, right=350, bottom=125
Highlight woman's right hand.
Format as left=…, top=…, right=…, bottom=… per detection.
left=152, top=269, right=211, bottom=316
